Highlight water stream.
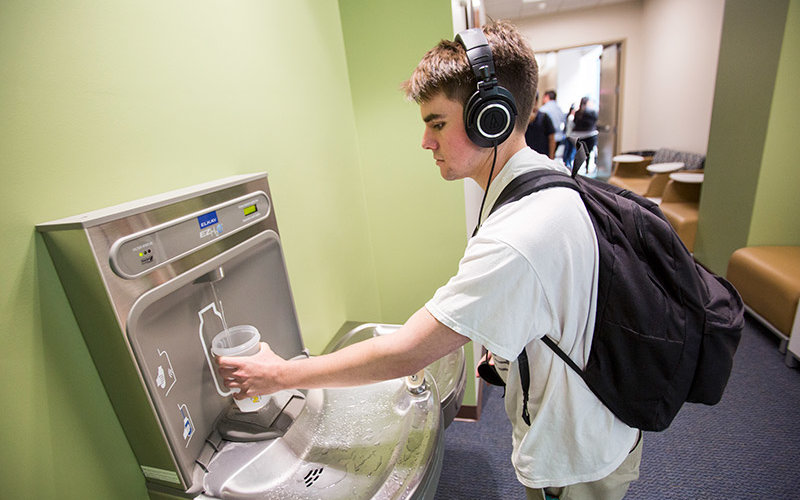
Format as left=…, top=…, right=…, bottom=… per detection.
left=210, top=281, right=232, bottom=348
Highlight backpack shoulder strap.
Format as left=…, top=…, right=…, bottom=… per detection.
left=490, top=169, right=579, bottom=217
left=517, top=337, right=587, bottom=427
left=541, top=335, right=585, bottom=378
left=490, top=168, right=588, bottom=426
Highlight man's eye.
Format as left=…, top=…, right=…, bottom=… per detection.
left=432, top=122, right=445, bottom=130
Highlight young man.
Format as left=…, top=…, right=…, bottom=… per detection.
left=525, top=96, right=557, bottom=158
left=539, top=90, right=567, bottom=151
left=217, top=21, right=642, bottom=500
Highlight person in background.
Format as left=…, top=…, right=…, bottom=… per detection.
left=539, top=90, right=566, bottom=155
left=564, top=97, right=599, bottom=169
left=525, top=95, right=556, bottom=158
left=573, top=96, right=599, bottom=165
left=216, top=21, right=642, bottom=500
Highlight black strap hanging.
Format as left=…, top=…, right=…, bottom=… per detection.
left=518, top=347, right=531, bottom=426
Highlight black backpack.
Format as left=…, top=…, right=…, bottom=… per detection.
left=484, top=147, right=744, bottom=432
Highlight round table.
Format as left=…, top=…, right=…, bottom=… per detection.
left=669, top=172, right=704, bottom=183
left=646, top=161, right=684, bottom=173
left=612, top=154, right=645, bottom=163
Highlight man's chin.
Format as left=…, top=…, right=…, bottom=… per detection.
left=438, top=166, right=460, bottom=181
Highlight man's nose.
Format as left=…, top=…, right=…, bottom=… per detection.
left=422, top=129, right=437, bottom=150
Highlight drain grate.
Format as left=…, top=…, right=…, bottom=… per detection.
left=303, top=467, right=324, bottom=487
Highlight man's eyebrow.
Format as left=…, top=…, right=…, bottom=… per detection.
left=423, top=113, right=445, bottom=123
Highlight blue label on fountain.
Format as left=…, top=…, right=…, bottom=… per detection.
left=198, top=211, right=218, bottom=229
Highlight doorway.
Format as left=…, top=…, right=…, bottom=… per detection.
left=536, top=42, right=621, bottom=178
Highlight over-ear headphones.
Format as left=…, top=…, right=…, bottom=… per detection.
left=455, top=28, right=518, bottom=148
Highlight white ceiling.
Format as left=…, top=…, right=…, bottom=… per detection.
left=484, top=0, right=636, bottom=20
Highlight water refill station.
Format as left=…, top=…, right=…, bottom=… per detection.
left=37, top=173, right=465, bottom=499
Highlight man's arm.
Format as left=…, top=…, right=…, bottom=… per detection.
left=217, top=307, right=469, bottom=398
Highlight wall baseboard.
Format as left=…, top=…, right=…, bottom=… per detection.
left=454, top=380, right=485, bottom=422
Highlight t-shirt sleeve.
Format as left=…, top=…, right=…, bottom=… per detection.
left=543, top=113, right=555, bottom=136
left=424, top=236, right=554, bottom=361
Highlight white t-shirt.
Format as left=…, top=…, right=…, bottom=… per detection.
left=425, top=147, right=638, bottom=488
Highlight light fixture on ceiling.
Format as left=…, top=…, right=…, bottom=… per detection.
left=523, top=0, right=548, bottom=9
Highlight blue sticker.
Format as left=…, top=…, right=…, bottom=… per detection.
left=198, top=211, right=218, bottom=229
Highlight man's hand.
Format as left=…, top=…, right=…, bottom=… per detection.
left=214, top=308, right=469, bottom=395
left=216, top=342, right=286, bottom=399
left=476, top=351, right=495, bottom=377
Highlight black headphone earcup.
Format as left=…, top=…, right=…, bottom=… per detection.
left=464, top=86, right=518, bottom=148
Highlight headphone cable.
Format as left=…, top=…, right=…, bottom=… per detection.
left=472, top=144, right=499, bottom=238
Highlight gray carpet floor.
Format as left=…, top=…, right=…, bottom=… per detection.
left=434, top=316, right=800, bottom=499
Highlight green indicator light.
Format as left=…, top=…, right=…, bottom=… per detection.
left=139, top=252, right=144, bottom=257
left=243, top=204, right=257, bottom=216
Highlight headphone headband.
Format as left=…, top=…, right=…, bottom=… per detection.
left=454, top=28, right=518, bottom=148
left=454, top=28, right=496, bottom=83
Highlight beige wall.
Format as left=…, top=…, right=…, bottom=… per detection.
left=515, top=1, right=644, bottom=151
left=511, top=0, right=799, bottom=273
left=638, top=0, right=725, bottom=154
left=514, top=0, right=725, bottom=155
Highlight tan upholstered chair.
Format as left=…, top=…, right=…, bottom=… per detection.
left=642, top=162, right=686, bottom=200
left=607, top=153, right=653, bottom=195
left=609, top=148, right=705, bottom=200
left=727, top=246, right=800, bottom=366
left=659, top=172, right=704, bottom=252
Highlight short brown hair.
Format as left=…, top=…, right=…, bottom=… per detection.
left=403, top=21, right=538, bottom=132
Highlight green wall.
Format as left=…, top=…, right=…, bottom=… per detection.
left=338, top=0, right=478, bottom=405
left=338, top=0, right=463, bottom=323
left=0, top=1, right=379, bottom=498
left=695, top=0, right=797, bottom=272
left=748, top=0, right=800, bottom=245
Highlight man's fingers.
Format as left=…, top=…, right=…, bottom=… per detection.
left=216, top=356, right=243, bottom=369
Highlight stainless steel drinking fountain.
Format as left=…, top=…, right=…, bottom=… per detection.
left=37, top=173, right=463, bottom=499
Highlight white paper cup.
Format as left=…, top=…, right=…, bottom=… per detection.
left=211, top=325, right=268, bottom=412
